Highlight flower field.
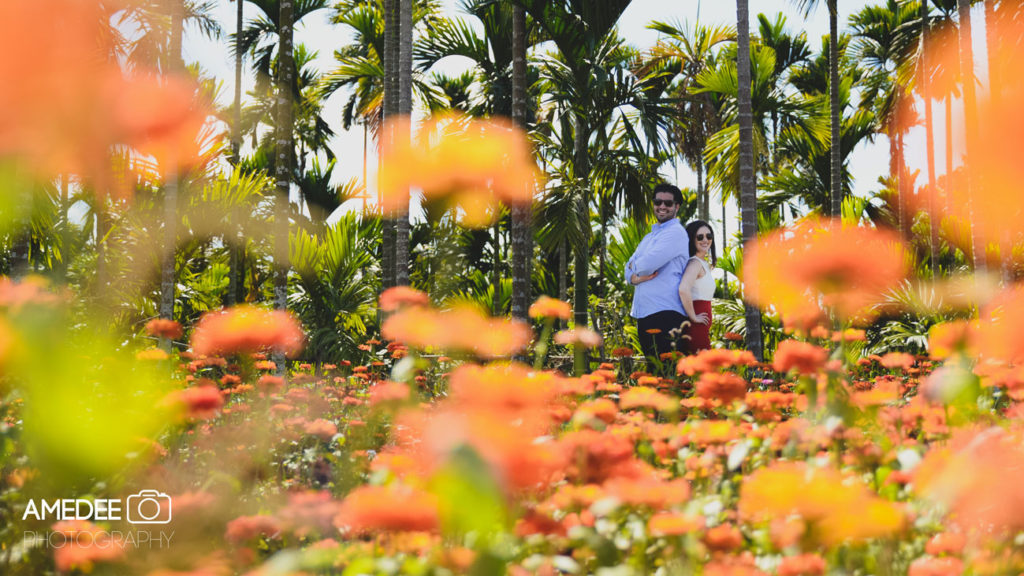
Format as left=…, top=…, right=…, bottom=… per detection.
left=3, top=275, right=1024, bottom=575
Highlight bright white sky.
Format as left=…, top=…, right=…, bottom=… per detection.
left=185, top=0, right=986, bottom=224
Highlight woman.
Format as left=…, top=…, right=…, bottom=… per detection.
left=678, top=220, right=717, bottom=353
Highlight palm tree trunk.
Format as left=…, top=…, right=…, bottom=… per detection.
left=395, top=0, right=412, bottom=286
left=510, top=3, right=531, bottom=322
left=721, top=189, right=727, bottom=252
left=737, top=0, right=763, bottom=361
left=957, top=0, right=983, bottom=269
left=381, top=0, right=397, bottom=290
left=698, top=160, right=709, bottom=221
left=828, top=0, right=842, bottom=218
left=274, top=0, right=295, bottom=359
left=985, top=0, right=1000, bottom=108
left=921, top=0, right=940, bottom=276
left=160, top=0, right=184, bottom=344
left=558, top=237, right=568, bottom=326
left=492, top=219, right=501, bottom=315
left=572, top=110, right=590, bottom=375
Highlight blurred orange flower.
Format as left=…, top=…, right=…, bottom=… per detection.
left=191, top=306, right=304, bottom=357
left=146, top=318, right=183, bottom=340
left=619, top=386, right=677, bottom=413
left=739, top=462, right=903, bottom=547
left=378, top=114, right=538, bottom=228
left=677, top=348, right=757, bottom=376
left=648, top=512, right=703, bottom=536
left=742, top=219, right=908, bottom=324
left=379, top=286, right=430, bottom=311
left=50, top=520, right=124, bottom=572
left=695, top=372, right=748, bottom=405
left=553, top=328, right=603, bottom=348
left=528, top=296, right=572, bottom=320
left=773, top=340, right=829, bottom=375
left=382, top=304, right=530, bottom=358
left=174, top=385, right=225, bottom=420
left=335, top=484, right=440, bottom=533
left=969, top=284, right=1024, bottom=364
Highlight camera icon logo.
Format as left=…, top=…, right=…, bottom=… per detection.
left=126, top=490, right=173, bottom=524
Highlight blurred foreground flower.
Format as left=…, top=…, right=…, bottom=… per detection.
left=191, top=306, right=305, bottom=357
left=378, top=114, right=539, bottom=227
left=529, top=296, right=572, bottom=320
left=742, top=219, right=908, bottom=327
left=739, top=461, right=904, bottom=547
left=382, top=304, right=530, bottom=358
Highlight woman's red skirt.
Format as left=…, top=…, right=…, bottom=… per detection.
left=687, top=300, right=713, bottom=353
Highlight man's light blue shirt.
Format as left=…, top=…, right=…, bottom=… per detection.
left=624, top=218, right=689, bottom=319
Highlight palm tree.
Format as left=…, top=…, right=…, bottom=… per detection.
left=395, top=0, right=413, bottom=286
left=793, top=0, right=842, bottom=217
left=513, top=0, right=633, bottom=374
left=737, top=0, right=762, bottom=359
left=228, top=0, right=247, bottom=306
left=637, top=20, right=735, bottom=223
left=510, top=3, right=531, bottom=321
left=274, top=0, right=295, bottom=339
left=957, top=0, right=982, bottom=268
left=159, top=0, right=185, bottom=337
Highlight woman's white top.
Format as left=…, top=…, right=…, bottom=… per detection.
left=689, top=257, right=715, bottom=301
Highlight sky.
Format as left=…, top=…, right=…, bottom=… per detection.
left=185, top=0, right=987, bottom=225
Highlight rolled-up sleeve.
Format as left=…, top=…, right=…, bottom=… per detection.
left=633, top=226, right=687, bottom=276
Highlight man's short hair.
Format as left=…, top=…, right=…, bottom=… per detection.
left=652, top=183, right=683, bottom=205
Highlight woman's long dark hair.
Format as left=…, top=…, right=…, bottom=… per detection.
left=685, top=220, right=717, bottom=266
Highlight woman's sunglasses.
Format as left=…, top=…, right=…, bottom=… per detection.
left=696, top=233, right=712, bottom=241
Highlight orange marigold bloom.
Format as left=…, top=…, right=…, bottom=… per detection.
left=573, top=398, right=619, bottom=425
left=146, top=318, right=183, bottom=340
left=528, top=295, right=572, bottom=320
left=677, top=348, right=757, bottom=376
left=777, top=554, right=827, bottom=576
left=619, top=386, right=677, bottom=413
left=773, top=340, right=829, bottom=375
left=907, top=557, right=963, bottom=576
left=695, top=372, right=748, bottom=404
left=553, top=328, right=603, bottom=348
left=304, top=419, right=338, bottom=441
left=742, top=218, right=908, bottom=323
left=928, top=321, right=970, bottom=360
left=378, top=114, right=539, bottom=228
left=703, top=524, right=744, bottom=552
left=648, top=512, right=703, bottom=536
left=368, top=380, right=412, bottom=407
left=879, top=352, right=915, bottom=370
left=379, top=286, right=430, bottom=311
left=225, top=514, right=280, bottom=544
left=175, top=385, right=224, bottom=420
left=335, top=485, right=440, bottom=533
left=739, top=462, right=903, bottom=547
left=925, top=531, right=966, bottom=557
left=191, top=306, right=304, bottom=357
left=603, top=477, right=690, bottom=509
left=50, top=520, right=124, bottom=573
left=382, top=305, right=530, bottom=358
left=970, top=284, right=1024, bottom=364
left=611, top=346, right=636, bottom=357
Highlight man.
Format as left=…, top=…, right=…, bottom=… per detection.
left=624, top=183, right=689, bottom=364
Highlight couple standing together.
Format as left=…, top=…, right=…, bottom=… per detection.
left=625, top=183, right=717, bottom=363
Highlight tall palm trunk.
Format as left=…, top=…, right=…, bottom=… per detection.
left=381, top=0, right=397, bottom=290
left=957, top=0, right=982, bottom=269
left=160, top=0, right=184, bottom=342
left=922, top=0, right=940, bottom=276
left=827, top=0, right=842, bottom=217
left=985, top=0, right=1000, bottom=108
left=395, top=0, right=412, bottom=286
left=492, top=219, right=501, bottom=315
left=510, top=3, right=531, bottom=321
left=737, top=0, right=763, bottom=360
left=572, top=109, right=590, bottom=375
left=228, top=0, right=245, bottom=306
left=274, top=0, right=295, bottom=328
left=698, top=161, right=709, bottom=221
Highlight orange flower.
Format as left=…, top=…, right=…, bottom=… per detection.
left=448, top=364, right=556, bottom=412
left=528, top=296, right=572, bottom=320
left=553, top=328, right=603, bottom=348
left=907, top=557, right=963, bottom=576
left=379, top=286, right=430, bottom=311
left=382, top=304, right=530, bottom=358
left=969, top=284, right=1024, bottom=364
left=925, top=531, right=966, bottom=557
left=677, top=348, right=757, bottom=376
left=773, top=340, right=829, bottom=375
left=378, top=114, right=538, bottom=228
left=648, top=512, right=703, bottom=536
left=191, top=306, right=304, bottom=357
left=225, top=514, right=281, bottom=544
left=777, top=554, right=826, bottom=576
left=603, top=477, right=690, bottom=509
left=304, top=419, right=338, bottom=441
left=50, top=520, right=124, bottom=572
left=175, top=385, right=224, bottom=420
left=146, top=318, right=183, bottom=340
left=739, top=462, right=903, bottom=547
left=703, top=524, right=743, bottom=552
left=368, top=381, right=412, bottom=407
left=619, top=386, right=677, bottom=413
left=927, top=321, right=970, bottom=360
left=334, top=484, right=440, bottom=533
left=742, top=218, right=908, bottom=323
left=879, top=352, right=915, bottom=370
left=695, top=372, right=748, bottom=404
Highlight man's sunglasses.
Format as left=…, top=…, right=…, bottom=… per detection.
left=696, top=233, right=712, bottom=241
left=653, top=199, right=675, bottom=207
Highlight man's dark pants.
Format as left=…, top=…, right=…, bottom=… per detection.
left=636, top=310, right=687, bottom=370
